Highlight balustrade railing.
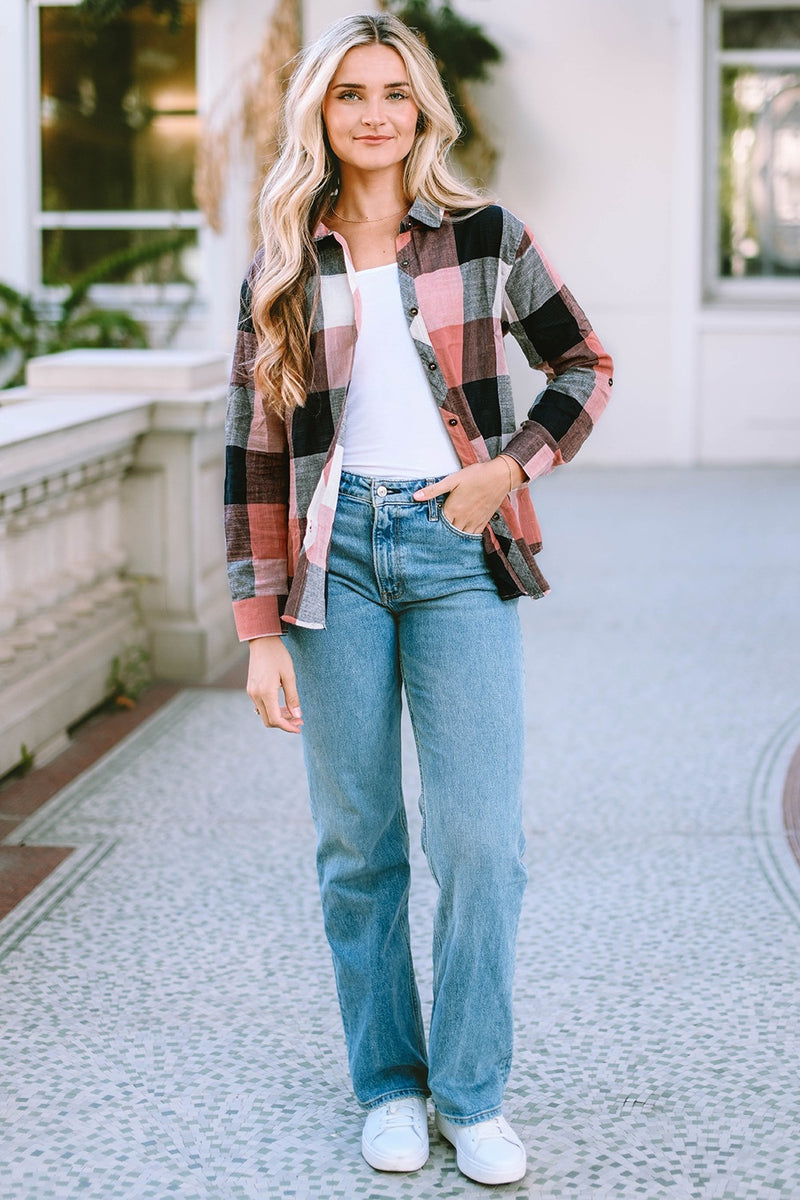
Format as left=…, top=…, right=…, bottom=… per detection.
left=0, top=350, right=239, bottom=777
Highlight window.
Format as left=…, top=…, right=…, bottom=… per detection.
left=706, top=1, right=800, bottom=299
left=32, top=0, right=200, bottom=291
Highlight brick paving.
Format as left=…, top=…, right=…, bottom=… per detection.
left=1, top=468, right=799, bottom=1199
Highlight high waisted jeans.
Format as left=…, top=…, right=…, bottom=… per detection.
left=286, top=472, right=527, bottom=1125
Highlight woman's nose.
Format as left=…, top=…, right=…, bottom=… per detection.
left=362, top=100, right=386, bottom=126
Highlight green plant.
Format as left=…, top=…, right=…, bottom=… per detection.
left=78, top=0, right=185, bottom=33
left=0, top=229, right=194, bottom=389
left=17, top=744, right=35, bottom=776
left=107, top=646, right=151, bottom=708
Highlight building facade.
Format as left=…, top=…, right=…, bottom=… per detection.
left=1, top=0, right=799, bottom=466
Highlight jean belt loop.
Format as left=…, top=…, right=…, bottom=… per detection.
left=425, top=478, right=438, bottom=522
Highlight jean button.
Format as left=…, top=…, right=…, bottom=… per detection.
left=376, top=485, right=388, bottom=497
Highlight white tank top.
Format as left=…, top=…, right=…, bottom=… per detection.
left=342, top=263, right=461, bottom=479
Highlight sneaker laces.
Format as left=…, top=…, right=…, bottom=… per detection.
left=379, top=1101, right=422, bottom=1131
left=473, top=1117, right=515, bottom=1145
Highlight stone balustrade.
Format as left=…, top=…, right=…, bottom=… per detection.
left=0, top=350, right=241, bottom=778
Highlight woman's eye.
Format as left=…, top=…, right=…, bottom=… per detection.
left=388, top=91, right=410, bottom=101
left=336, top=90, right=360, bottom=101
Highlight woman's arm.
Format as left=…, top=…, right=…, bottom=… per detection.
left=224, top=271, right=291, bottom=640
left=226, top=272, right=302, bottom=735
left=500, top=222, right=614, bottom=481
left=415, top=213, right=611, bottom=533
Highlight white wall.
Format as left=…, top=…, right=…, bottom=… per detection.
left=198, top=0, right=281, bottom=352
left=698, top=318, right=800, bottom=462
left=462, top=0, right=681, bottom=465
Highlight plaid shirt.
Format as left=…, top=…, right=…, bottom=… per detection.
left=225, top=199, right=613, bottom=638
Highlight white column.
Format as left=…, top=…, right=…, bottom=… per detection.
left=667, top=0, right=705, bottom=465
left=0, top=1, right=32, bottom=290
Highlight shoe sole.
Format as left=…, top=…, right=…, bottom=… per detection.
left=361, top=1141, right=429, bottom=1173
left=436, top=1118, right=526, bottom=1186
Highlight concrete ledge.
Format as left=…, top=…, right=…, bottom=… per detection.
left=26, top=349, right=229, bottom=394
left=0, top=395, right=152, bottom=489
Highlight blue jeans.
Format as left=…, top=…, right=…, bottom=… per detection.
left=286, top=472, right=527, bottom=1125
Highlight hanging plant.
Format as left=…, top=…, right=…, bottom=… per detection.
left=77, top=0, right=186, bottom=33
left=380, top=0, right=502, bottom=184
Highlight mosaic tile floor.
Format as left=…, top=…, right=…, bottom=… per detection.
left=2, top=467, right=800, bottom=1200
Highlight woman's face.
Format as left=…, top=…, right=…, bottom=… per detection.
left=322, top=43, right=420, bottom=174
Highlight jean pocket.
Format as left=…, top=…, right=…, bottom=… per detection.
left=438, top=506, right=485, bottom=541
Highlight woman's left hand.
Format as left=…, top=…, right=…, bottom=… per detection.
left=412, top=455, right=527, bottom=536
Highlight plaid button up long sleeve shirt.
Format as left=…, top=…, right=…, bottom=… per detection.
left=225, top=199, right=613, bottom=638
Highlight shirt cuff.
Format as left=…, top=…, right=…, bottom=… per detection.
left=232, top=594, right=285, bottom=640
left=503, top=425, right=563, bottom=481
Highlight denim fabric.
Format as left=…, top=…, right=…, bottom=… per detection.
left=286, top=472, right=527, bottom=1125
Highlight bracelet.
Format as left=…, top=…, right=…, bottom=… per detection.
left=499, top=454, right=515, bottom=494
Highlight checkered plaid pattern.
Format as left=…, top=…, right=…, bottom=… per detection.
left=225, top=199, right=613, bottom=637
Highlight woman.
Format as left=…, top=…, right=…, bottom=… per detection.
left=225, top=11, right=612, bottom=1186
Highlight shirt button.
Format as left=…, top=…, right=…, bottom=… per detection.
left=376, top=484, right=388, bottom=497
left=428, top=361, right=437, bottom=372
left=448, top=418, right=458, bottom=426
left=409, top=306, right=418, bottom=316
left=401, top=260, right=409, bottom=268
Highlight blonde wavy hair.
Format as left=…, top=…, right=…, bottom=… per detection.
left=251, top=11, right=488, bottom=416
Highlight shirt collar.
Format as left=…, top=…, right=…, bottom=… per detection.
left=313, top=196, right=444, bottom=241
left=406, top=197, right=444, bottom=227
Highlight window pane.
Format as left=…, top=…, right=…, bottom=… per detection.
left=40, top=5, right=198, bottom=213
left=719, top=67, right=800, bottom=276
left=722, top=8, right=800, bottom=51
left=41, top=228, right=199, bottom=286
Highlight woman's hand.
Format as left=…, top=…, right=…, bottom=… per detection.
left=247, top=635, right=303, bottom=734
left=412, top=455, right=527, bottom=535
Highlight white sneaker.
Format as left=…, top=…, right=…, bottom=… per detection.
left=435, top=1111, right=526, bottom=1185
left=361, top=1096, right=429, bottom=1172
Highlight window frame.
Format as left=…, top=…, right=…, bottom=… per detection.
left=28, top=0, right=203, bottom=302
left=704, top=0, right=800, bottom=304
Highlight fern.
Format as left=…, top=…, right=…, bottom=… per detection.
left=62, top=229, right=195, bottom=313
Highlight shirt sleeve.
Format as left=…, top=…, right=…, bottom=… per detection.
left=501, top=222, right=614, bottom=481
left=224, top=268, right=290, bottom=640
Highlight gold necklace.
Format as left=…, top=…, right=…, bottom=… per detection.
left=330, top=205, right=408, bottom=224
